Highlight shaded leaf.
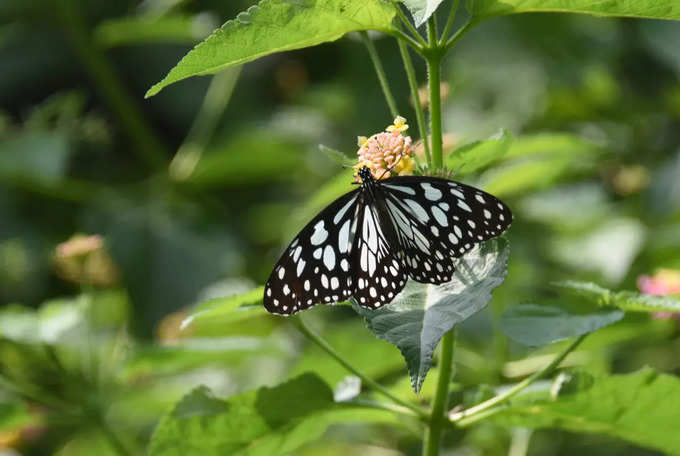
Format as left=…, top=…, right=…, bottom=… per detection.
left=554, top=281, right=680, bottom=314
left=148, top=373, right=396, bottom=456
left=492, top=368, right=680, bottom=455
left=181, top=287, right=267, bottom=331
left=353, top=238, right=509, bottom=392
left=94, top=14, right=214, bottom=48
left=468, top=0, right=680, bottom=21
left=319, top=144, right=355, bottom=166
left=400, top=0, right=446, bottom=26
left=501, top=303, right=623, bottom=346
left=146, top=0, right=396, bottom=97
left=446, top=129, right=512, bottom=176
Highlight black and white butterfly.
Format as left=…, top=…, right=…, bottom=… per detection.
left=263, top=166, right=512, bottom=315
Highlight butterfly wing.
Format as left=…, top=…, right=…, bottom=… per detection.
left=264, top=189, right=360, bottom=315
left=351, top=203, right=407, bottom=309
left=380, top=176, right=513, bottom=284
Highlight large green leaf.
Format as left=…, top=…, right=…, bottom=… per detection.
left=468, top=0, right=680, bottom=21
left=353, top=238, right=509, bottom=392
left=554, top=281, right=680, bottom=313
left=400, top=0, right=446, bottom=26
left=501, top=303, right=623, bottom=346
left=492, top=368, right=680, bottom=455
left=146, top=0, right=396, bottom=97
left=446, top=129, right=512, bottom=176
left=148, top=373, right=396, bottom=456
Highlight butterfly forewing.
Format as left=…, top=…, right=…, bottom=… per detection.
left=263, top=189, right=359, bottom=315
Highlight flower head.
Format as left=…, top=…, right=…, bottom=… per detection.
left=354, top=116, right=415, bottom=181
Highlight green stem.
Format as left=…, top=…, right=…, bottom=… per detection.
left=398, top=38, right=431, bottom=167
left=360, top=32, right=399, bottom=118
left=292, top=317, right=429, bottom=419
left=444, top=20, right=474, bottom=52
left=342, top=398, right=423, bottom=420
left=392, top=2, right=428, bottom=47
left=426, top=54, right=444, bottom=169
left=439, top=0, right=460, bottom=44
left=169, top=67, right=241, bottom=180
left=423, top=328, right=456, bottom=456
left=449, top=334, right=588, bottom=426
left=390, top=28, right=425, bottom=53
left=58, top=0, right=167, bottom=170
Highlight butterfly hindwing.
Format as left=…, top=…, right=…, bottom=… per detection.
left=352, top=204, right=407, bottom=309
left=263, top=189, right=360, bottom=315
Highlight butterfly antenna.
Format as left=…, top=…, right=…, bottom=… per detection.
left=378, top=151, right=405, bottom=180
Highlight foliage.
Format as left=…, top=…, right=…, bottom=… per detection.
left=2, top=0, right=680, bottom=455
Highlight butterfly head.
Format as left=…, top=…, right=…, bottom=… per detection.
left=358, top=166, right=375, bottom=183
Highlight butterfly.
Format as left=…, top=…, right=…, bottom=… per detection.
left=263, top=166, right=512, bottom=315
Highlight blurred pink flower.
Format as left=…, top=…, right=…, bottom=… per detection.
left=637, top=269, right=680, bottom=321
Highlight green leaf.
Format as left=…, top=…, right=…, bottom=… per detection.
left=0, top=402, right=33, bottom=433
left=94, top=14, right=214, bottom=48
left=478, top=133, right=603, bottom=197
left=148, top=373, right=396, bottom=456
left=446, top=129, right=512, bottom=176
left=468, top=0, right=680, bottom=21
left=492, top=368, right=680, bottom=455
left=353, top=238, right=509, bottom=392
left=501, top=303, right=623, bottom=346
left=146, top=0, right=396, bottom=97
left=319, top=144, right=355, bottom=167
left=400, top=0, right=446, bottom=26
left=554, top=281, right=680, bottom=314
left=182, top=287, right=267, bottom=331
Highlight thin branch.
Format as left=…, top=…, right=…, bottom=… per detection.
left=392, top=2, right=428, bottom=47
left=388, top=28, right=425, bottom=54
left=360, top=32, right=399, bottom=118
left=443, top=20, right=474, bottom=53
left=341, top=398, right=424, bottom=420
left=398, top=38, right=431, bottom=167
left=449, top=334, right=588, bottom=425
left=439, top=0, right=460, bottom=45
left=291, top=316, right=429, bottom=419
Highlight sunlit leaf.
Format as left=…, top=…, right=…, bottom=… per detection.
left=468, top=0, right=680, bottom=21
left=146, top=0, right=396, bottom=97
left=148, top=373, right=397, bottom=456
left=399, top=0, right=446, bottom=26
left=353, top=238, right=509, bottom=392
left=182, top=287, right=266, bottom=331
left=492, top=368, right=680, bottom=455
left=501, top=303, right=623, bottom=346
left=319, top=144, right=355, bottom=167
left=446, top=129, right=512, bottom=176
left=554, top=281, right=680, bottom=314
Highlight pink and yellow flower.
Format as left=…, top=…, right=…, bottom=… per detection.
left=354, top=116, right=415, bottom=181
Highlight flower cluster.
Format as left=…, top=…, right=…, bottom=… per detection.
left=354, top=116, right=415, bottom=181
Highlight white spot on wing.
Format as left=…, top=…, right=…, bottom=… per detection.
left=310, top=220, right=328, bottom=245
left=420, top=183, right=443, bottom=201
left=323, top=245, right=336, bottom=270
left=384, top=184, right=416, bottom=195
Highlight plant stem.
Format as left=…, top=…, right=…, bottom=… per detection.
left=390, top=28, right=425, bottom=53
left=343, top=398, right=424, bottom=420
left=392, top=2, right=428, bottom=47
left=423, top=328, right=456, bottom=456
left=397, top=39, right=431, bottom=167
left=360, top=32, right=399, bottom=118
left=440, top=0, right=460, bottom=44
left=425, top=16, right=444, bottom=170
left=169, top=67, right=241, bottom=180
left=444, top=20, right=474, bottom=52
left=425, top=60, right=444, bottom=168
left=58, top=0, right=167, bottom=170
left=449, top=334, right=588, bottom=426
left=292, top=316, right=429, bottom=418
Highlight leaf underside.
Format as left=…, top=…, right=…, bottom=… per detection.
left=353, top=238, right=509, bottom=392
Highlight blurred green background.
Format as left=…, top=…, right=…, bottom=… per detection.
left=1, top=0, right=680, bottom=455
